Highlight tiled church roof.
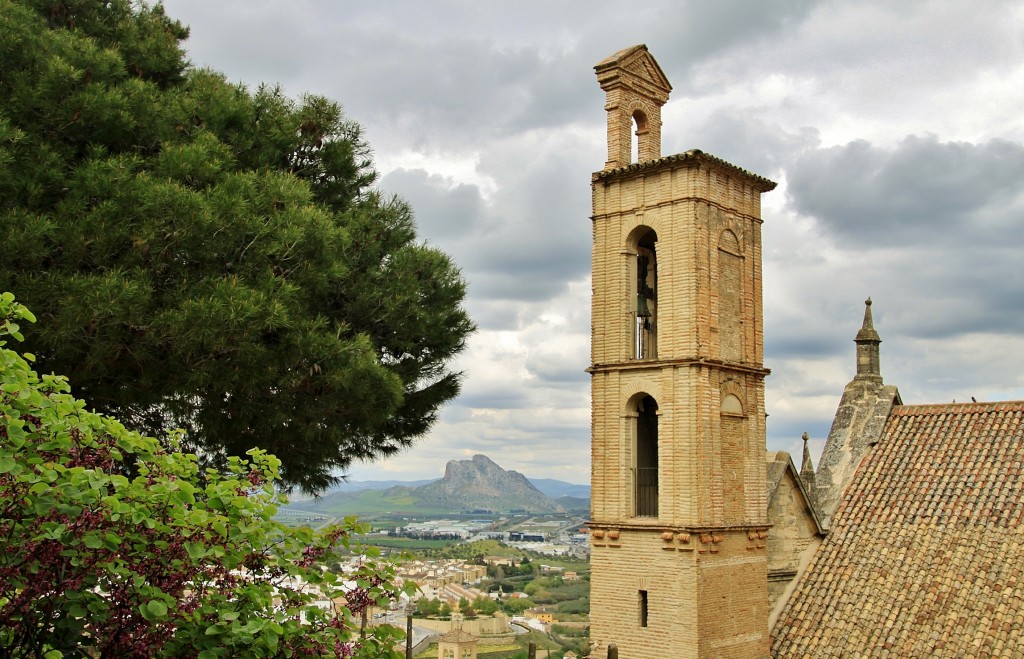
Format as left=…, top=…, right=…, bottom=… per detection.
left=772, top=401, right=1024, bottom=656
left=438, top=627, right=477, bottom=643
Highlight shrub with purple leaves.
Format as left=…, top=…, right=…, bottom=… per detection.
left=0, top=293, right=412, bottom=657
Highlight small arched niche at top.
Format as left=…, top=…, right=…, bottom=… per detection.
left=632, top=109, right=649, bottom=164
left=594, top=45, right=672, bottom=170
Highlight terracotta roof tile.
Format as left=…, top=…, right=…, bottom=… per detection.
left=438, top=627, right=477, bottom=643
left=772, top=401, right=1024, bottom=656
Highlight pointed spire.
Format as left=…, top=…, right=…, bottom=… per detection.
left=800, top=432, right=816, bottom=493
left=854, top=298, right=882, bottom=380
left=856, top=297, right=880, bottom=342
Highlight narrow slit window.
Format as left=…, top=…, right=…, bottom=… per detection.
left=639, top=590, right=649, bottom=627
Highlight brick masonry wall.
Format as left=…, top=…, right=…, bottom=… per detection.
left=589, top=365, right=768, bottom=526
left=589, top=155, right=773, bottom=658
left=590, top=163, right=766, bottom=367
left=589, top=527, right=769, bottom=658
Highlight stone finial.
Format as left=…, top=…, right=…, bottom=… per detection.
left=854, top=298, right=882, bottom=380
left=594, top=45, right=672, bottom=170
left=856, top=298, right=880, bottom=342
left=800, top=432, right=813, bottom=472
left=800, top=432, right=817, bottom=495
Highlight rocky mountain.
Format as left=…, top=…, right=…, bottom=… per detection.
left=414, top=455, right=566, bottom=513
left=287, top=455, right=570, bottom=515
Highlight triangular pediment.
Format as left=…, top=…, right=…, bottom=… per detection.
left=594, top=44, right=672, bottom=96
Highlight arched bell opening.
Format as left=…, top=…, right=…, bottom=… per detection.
left=629, top=226, right=658, bottom=360
left=628, top=393, right=659, bottom=517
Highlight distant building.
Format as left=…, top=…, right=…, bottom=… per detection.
left=395, top=559, right=486, bottom=597
left=439, top=582, right=484, bottom=606
left=525, top=608, right=554, bottom=625
left=437, top=625, right=477, bottom=659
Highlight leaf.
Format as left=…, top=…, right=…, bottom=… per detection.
left=185, top=541, right=206, bottom=561
left=83, top=534, right=103, bottom=549
left=103, top=532, right=121, bottom=550
left=145, top=599, right=168, bottom=619
left=42, top=524, right=67, bottom=541
left=264, top=628, right=279, bottom=652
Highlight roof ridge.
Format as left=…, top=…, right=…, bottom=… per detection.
left=891, top=400, right=1024, bottom=415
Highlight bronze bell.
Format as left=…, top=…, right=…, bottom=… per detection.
left=636, top=293, right=651, bottom=318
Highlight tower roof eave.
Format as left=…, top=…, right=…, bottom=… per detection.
left=592, top=149, right=777, bottom=192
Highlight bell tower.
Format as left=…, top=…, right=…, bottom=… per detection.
left=588, top=45, right=777, bottom=658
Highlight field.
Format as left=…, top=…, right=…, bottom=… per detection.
left=357, top=536, right=456, bottom=551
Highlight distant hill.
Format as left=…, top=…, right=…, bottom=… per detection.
left=302, top=476, right=590, bottom=500
left=555, top=496, right=590, bottom=513
left=336, top=478, right=437, bottom=491
left=287, top=479, right=436, bottom=501
left=530, top=478, right=591, bottom=499
left=288, top=455, right=580, bottom=515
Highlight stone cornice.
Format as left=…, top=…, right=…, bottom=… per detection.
left=591, top=195, right=767, bottom=226
left=587, top=357, right=770, bottom=377
left=592, top=148, right=777, bottom=192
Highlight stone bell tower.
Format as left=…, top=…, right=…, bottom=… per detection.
left=588, top=45, right=777, bottom=658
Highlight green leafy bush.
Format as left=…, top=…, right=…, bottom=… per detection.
left=0, top=293, right=411, bottom=657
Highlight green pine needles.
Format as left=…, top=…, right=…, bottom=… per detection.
left=0, top=0, right=474, bottom=492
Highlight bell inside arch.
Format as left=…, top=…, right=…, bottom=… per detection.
left=636, top=293, right=652, bottom=319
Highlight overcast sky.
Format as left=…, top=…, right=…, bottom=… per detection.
left=160, top=0, right=1024, bottom=485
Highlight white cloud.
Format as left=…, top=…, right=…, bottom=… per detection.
left=160, top=0, right=1024, bottom=482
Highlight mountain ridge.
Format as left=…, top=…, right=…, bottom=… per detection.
left=416, top=454, right=565, bottom=513
left=287, top=455, right=589, bottom=514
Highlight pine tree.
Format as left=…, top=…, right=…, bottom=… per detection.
left=0, top=0, right=473, bottom=491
